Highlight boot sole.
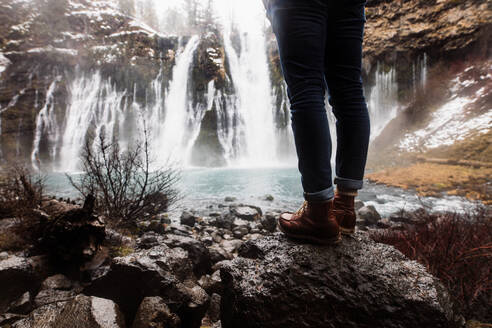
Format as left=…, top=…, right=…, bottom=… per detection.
left=278, top=222, right=341, bottom=245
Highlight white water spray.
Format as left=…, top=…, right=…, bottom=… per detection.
left=154, top=36, right=200, bottom=165
left=367, top=63, right=399, bottom=139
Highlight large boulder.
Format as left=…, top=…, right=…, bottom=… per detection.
left=40, top=195, right=106, bottom=265
left=0, top=254, right=52, bottom=313
left=83, top=243, right=209, bottom=327
left=161, top=234, right=212, bottom=277
left=51, top=294, right=125, bottom=328
left=220, top=233, right=458, bottom=328
left=11, top=302, right=67, bottom=328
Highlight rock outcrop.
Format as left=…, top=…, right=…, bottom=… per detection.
left=0, top=0, right=178, bottom=164
left=220, top=232, right=458, bottom=328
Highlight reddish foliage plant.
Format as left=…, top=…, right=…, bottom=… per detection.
left=371, top=207, right=491, bottom=321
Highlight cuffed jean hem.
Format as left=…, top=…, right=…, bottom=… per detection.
left=334, top=177, right=364, bottom=190
left=303, top=185, right=335, bottom=201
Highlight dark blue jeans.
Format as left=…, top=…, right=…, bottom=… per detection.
left=269, top=0, right=370, bottom=201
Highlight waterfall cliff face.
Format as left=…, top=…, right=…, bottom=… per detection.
left=0, top=0, right=490, bottom=171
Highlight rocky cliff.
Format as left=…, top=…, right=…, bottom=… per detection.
left=0, top=0, right=490, bottom=168
left=0, top=0, right=178, bottom=164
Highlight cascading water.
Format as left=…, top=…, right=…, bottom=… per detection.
left=367, top=62, right=399, bottom=139
left=216, top=1, right=278, bottom=166
left=24, top=1, right=430, bottom=172
left=31, top=77, right=61, bottom=170
left=57, top=71, right=126, bottom=172
left=153, top=36, right=201, bottom=166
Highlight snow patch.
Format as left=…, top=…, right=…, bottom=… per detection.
left=0, top=53, right=11, bottom=76
left=399, top=95, right=491, bottom=151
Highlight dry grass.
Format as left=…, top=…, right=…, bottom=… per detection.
left=366, top=162, right=492, bottom=204
left=371, top=208, right=492, bottom=322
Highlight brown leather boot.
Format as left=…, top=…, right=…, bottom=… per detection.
left=333, top=190, right=357, bottom=235
left=278, top=199, right=341, bottom=245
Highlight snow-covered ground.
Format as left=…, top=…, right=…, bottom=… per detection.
left=399, top=65, right=492, bottom=151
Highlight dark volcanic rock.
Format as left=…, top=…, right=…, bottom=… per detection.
left=40, top=196, right=106, bottom=265
left=11, top=302, right=67, bottom=328
left=51, top=294, right=126, bottom=328
left=162, top=234, right=212, bottom=277
left=220, top=233, right=457, bottom=328
left=132, top=296, right=180, bottom=328
left=357, top=205, right=382, bottom=226
left=260, top=212, right=278, bottom=232
left=83, top=243, right=207, bottom=327
left=230, top=205, right=262, bottom=221
left=180, top=211, right=198, bottom=227
left=0, top=254, right=52, bottom=313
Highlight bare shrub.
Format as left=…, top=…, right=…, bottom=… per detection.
left=0, top=165, right=45, bottom=219
left=67, top=128, right=180, bottom=226
left=370, top=207, right=492, bottom=321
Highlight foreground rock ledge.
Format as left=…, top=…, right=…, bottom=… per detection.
left=220, top=232, right=457, bottom=328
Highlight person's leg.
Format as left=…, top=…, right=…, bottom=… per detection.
left=271, top=0, right=340, bottom=244
left=324, top=1, right=370, bottom=234
left=324, top=0, right=370, bottom=192
left=270, top=0, right=333, bottom=202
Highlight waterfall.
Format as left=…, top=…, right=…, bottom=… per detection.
left=217, top=1, right=278, bottom=166
left=57, top=71, right=126, bottom=172
left=31, top=77, right=61, bottom=170
left=413, top=53, right=428, bottom=93
left=153, top=36, right=200, bottom=166
left=367, top=63, right=399, bottom=139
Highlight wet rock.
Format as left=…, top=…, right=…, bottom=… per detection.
left=51, top=294, right=126, bottom=328
left=260, top=212, right=277, bottom=232
left=177, top=283, right=210, bottom=328
left=41, top=274, right=73, bottom=290
left=230, top=206, right=261, bottom=221
left=263, top=194, right=274, bottom=201
left=357, top=205, right=382, bottom=226
left=204, top=293, right=221, bottom=324
left=11, top=302, right=67, bottom=328
left=354, top=200, right=365, bottom=211
left=162, top=234, right=212, bottom=277
left=220, top=233, right=456, bottom=328
left=34, top=275, right=77, bottom=308
left=132, top=296, right=180, bottom=328
left=105, top=229, right=134, bottom=248
left=83, top=243, right=203, bottom=327
left=168, top=223, right=193, bottom=237
left=198, top=270, right=222, bottom=295
left=0, top=254, right=52, bottom=313
left=231, top=218, right=250, bottom=230
left=40, top=195, right=106, bottom=265
left=180, top=211, right=198, bottom=227
left=208, top=245, right=233, bottom=264
left=220, top=239, right=243, bottom=254
left=232, top=227, right=249, bottom=239
left=0, top=313, right=27, bottom=326
left=8, top=292, right=32, bottom=314
left=237, top=240, right=264, bottom=259
left=224, top=197, right=237, bottom=202
left=207, top=214, right=233, bottom=231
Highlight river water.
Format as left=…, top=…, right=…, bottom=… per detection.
left=45, top=167, right=479, bottom=218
